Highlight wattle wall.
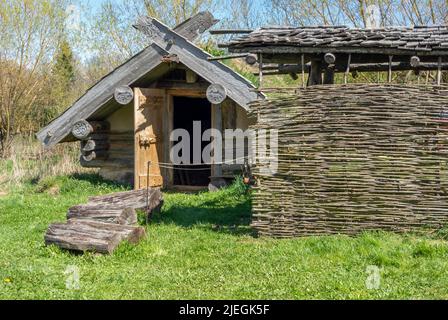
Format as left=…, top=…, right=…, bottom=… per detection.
left=250, top=84, right=448, bottom=237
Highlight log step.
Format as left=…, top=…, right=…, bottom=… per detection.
left=68, top=219, right=146, bottom=244
left=88, top=188, right=163, bottom=213
left=45, top=187, right=162, bottom=254
left=45, top=219, right=146, bottom=254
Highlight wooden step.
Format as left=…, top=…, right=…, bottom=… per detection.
left=67, top=205, right=137, bottom=225
left=45, top=219, right=146, bottom=254
left=88, top=188, right=163, bottom=213
left=45, top=188, right=162, bottom=254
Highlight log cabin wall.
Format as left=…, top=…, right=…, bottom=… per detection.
left=37, top=11, right=260, bottom=189
left=99, top=104, right=134, bottom=185
left=84, top=86, right=252, bottom=187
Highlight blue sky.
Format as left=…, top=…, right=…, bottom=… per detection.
left=75, top=0, right=228, bottom=16
left=70, top=0, right=267, bottom=28
left=82, top=0, right=108, bottom=12
left=67, top=0, right=236, bottom=62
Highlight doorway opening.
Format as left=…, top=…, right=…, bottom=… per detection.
left=172, top=96, right=211, bottom=186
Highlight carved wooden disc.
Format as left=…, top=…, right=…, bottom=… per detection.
left=72, top=120, right=93, bottom=140
left=206, top=84, right=227, bottom=105
left=324, top=53, right=336, bottom=64
left=410, top=56, right=420, bottom=68
left=114, top=85, right=134, bottom=105
left=245, top=54, right=257, bottom=65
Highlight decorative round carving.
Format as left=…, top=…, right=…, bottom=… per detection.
left=324, top=53, right=336, bottom=64
left=206, top=84, right=227, bottom=105
left=410, top=56, right=420, bottom=68
left=72, top=120, right=93, bottom=140
left=245, top=54, right=258, bottom=65
left=114, top=85, right=134, bottom=105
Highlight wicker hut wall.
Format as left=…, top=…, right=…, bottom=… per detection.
left=250, top=84, right=448, bottom=237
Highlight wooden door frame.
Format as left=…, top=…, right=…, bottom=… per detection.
left=134, top=86, right=224, bottom=189
left=133, top=88, right=165, bottom=190
left=166, top=89, right=222, bottom=188
left=164, top=94, right=174, bottom=188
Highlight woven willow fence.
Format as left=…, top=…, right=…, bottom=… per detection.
left=250, top=84, right=448, bottom=237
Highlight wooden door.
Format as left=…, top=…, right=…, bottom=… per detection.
left=134, top=88, right=165, bottom=189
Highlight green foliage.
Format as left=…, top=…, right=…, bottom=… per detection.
left=35, top=176, right=60, bottom=193
left=228, top=175, right=251, bottom=195
left=411, top=241, right=446, bottom=258
left=0, top=0, right=68, bottom=156
left=197, top=40, right=259, bottom=86
left=1, top=174, right=448, bottom=299
left=434, top=225, right=448, bottom=241
left=44, top=37, right=79, bottom=123
left=198, top=39, right=225, bottom=57
left=230, top=63, right=259, bottom=86
left=53, top=39, right=75, bottom=91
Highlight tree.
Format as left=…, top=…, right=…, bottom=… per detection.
left=268, top=0, right=448, bottom=27
left=0, top=0, right=67, bottom=156
left=85, top=0, right=217, bottom=72
left=53, top=38, right=75, bottom=91
left=43, top=37, right=80, bottom=123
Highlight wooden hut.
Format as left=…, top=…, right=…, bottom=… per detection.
left=223, top=25, right=448, bottom=237
left=225, top=25, right=448, bottom=86
left=37, top=12, right=260, bottom=190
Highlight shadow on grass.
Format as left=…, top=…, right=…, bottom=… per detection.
left=153, top=191, right=254, bottom=237
left=64, top=173, right=254, bottom=237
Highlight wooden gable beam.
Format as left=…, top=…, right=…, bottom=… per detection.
left=37, top=12, right=219, bottom=147
left=133, top=16, right=260, bottom=110
left=173, top=11, right=219, bottom=40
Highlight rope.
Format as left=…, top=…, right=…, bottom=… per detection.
left=149, top=156, right=252, bottom=168
left=146, top=160, right=150, bottom=224
left=159, top=164, right=212, bottom=171
left=141, top=156, right=254, bottom=171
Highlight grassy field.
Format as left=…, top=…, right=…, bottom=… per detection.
left=1, top=169, right=448, bottom=300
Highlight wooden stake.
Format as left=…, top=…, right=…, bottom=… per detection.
left=258, top=53, right=263, bottom=89
left=146, top=160, right=151, bottom=223
left=323, top=67, right=335, bottom=84
left=308, top=60, right=323, bottom=86
left=437, top=56, right=442, bottom=85
left=388, top=55, right=393, bottom=83
left=344, top=54, right=351, bottom=84
left=301, top=54, right=305, bottom=88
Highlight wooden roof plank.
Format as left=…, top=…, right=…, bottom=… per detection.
left=227, top=25, right=448, bottom=56
left=36, top=45, right=166, bottom=146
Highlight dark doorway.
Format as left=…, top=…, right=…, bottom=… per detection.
left=173, top=96, right=211, bottom=186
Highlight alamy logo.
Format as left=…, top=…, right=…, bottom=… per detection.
left=64, top=265, right=80, bottom=290
left=365, top=5, right=381, bottom=29
left=365, top=265, right=381, bottom=290
left=65, top=5, right=80, bottom=31
left=169, top=121, right=278, bottom=174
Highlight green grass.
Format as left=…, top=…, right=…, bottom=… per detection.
left=1, top=174, right=448, bottom=299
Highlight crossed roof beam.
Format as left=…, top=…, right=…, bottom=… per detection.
left=37, top=12, right=259, bottom=147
